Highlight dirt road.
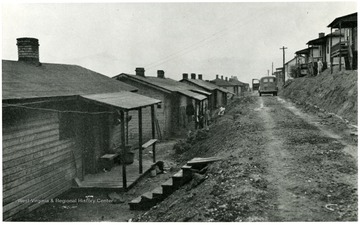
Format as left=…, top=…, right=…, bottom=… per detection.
left=137, top=95, right=357, bottom=222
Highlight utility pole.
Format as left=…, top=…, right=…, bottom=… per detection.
left=267, top=70, right=269, bottom=76
left=272, top=62, right=274, bottom=75
left=280, top=46, right=287, bottom=86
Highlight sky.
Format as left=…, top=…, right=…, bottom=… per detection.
left=1, top=1, right=357, bottom=85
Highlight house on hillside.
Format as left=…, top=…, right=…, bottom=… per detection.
left=327, top=12, right=357, bottom=72
left=113, top=69, right=209, bottom=138
left=2, top=38, right=161, bottom=220
left=210, top=75, right=238, bottom=96
left=179, top=73, right=228, bottom=111
left=306, top=31, right=343, bottom=72
left=284, top=57, right=297, bottom=79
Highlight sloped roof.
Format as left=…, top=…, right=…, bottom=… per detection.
left=81, top=92, right=161, bottom=110
left=228, top=78, right=247, bottom=87
left=180, top=78, right=229, bottom=93
left=307, top=30, right=343, bottom=45
left=328, top=12, right=357, bottom=28
left=115, top=73, right=208, bottom=101
left=2, top=60, right=137, bottom=100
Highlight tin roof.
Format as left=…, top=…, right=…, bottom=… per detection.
left=81, top=92, right=161, bottom=110
left=2, top=60, right=137, bottom=100
left=306, top=30, right=343, bottom=45
left=115, top=73, right=208, bottom=101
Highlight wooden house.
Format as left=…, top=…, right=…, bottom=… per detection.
left=113, top=69, right=209, bottom=138
left=210, top=75, right=238, bottom=96
left=179, top=73, right=229, bottom=111
left=2, top=38, right=161, bottom=220
left=327, top=12, right=357, bottom=72
left=228, top=76, right=249, bottom=95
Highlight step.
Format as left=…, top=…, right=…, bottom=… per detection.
left=181, top=165, right=193, bottom=178
left=161, top=178, right=175, bottom=196
left=151, top=187, right=165, bottom=201
left=128, top=196, right=142, bottom=210
left=172, top=170, right=184, bottom=187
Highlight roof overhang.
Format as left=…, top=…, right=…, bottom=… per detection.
left=80, top=92, right=161, bottom=111
left=327, top=12, right=357, bottom=28
left=176, top=90, right=207, bottom=101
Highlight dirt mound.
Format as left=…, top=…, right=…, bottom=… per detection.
left=280, top=69, right=357, bottom=124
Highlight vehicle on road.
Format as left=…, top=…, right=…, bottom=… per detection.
left=252, top=79, right=260, bottom=91
left=258, top=76, right=278, bottom=96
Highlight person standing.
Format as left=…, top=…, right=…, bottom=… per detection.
left=317, top=59, right=323, bottom=75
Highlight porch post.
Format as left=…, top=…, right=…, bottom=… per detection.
left=125, top=111, right=129, bottom=144
left=120, top=110, right=127, bottom=189
left=194, top=101, right=198, bottom=130
left=330, top=27, right=333, bottom=74
left=339, top=22, right=342, bottom=71
left=138, top=107, right=143, bottom=174
left=151, top=105, right=156, bottom=163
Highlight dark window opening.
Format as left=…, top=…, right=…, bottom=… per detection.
left=157, top=103, right=162, bottom=109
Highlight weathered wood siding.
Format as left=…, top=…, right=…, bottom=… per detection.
left=2, top=108, right=82, bottom=220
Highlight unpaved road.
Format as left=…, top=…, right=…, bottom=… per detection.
left=14, top=95, right=357, bottom=222
left=137, top=95, right=357, bottom=222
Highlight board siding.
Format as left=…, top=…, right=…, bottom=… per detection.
left=2, top=109, right=81, bottom=220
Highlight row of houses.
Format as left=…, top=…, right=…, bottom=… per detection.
left=2, top=37, right=249, bottom=220
left=282, top=12, right=357, bottom=80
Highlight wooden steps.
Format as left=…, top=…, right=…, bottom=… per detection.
left=128, top=157, right=222, bottom=210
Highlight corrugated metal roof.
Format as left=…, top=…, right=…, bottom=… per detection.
left=2, top=60, right=137, bottom=100
left=116, top=73, right=208, bottom=101
left=81, top=92, right=161, bottom=110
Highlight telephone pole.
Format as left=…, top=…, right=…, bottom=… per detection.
left=272, top=62, right=274, bottom=75
left=280, top=46, right=287, bottom=86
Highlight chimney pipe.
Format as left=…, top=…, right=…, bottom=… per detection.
left=157, top=70, right=165, bottom=78
left=191, top=73, right=196, bottom=79
left=198, top=74, right=203, bottom=80
left=221, top=75, right=224, bottom=80
left=17, top=37, right=40, bottom=63
left=225, top=77, right=228, bottom=81
left=182, top=73, right=188, bottom=80
left=319, top=32, right=325, bottom=38
left=216, top=74, right=219, bottom=79
left=135, top=67, right=145, bottom=77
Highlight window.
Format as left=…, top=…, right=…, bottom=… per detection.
left=269, top=78, right=274, bottom=82
left=263, top=78, right=268, bottom=82
left=59, top=112, right=76, bottom=140
left=157, top=103, right=162, bottom=109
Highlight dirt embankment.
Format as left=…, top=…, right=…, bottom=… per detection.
left=280, top=69, right=357, bottom=124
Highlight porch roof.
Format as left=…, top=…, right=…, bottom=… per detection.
left=327, top=12, right=357, bottom=28
left=81, top=92, right=161, bottom=110
left=176, top=89, right=207, bottom=101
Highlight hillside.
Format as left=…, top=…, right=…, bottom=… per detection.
left=280, top=69, right=358, bottom=124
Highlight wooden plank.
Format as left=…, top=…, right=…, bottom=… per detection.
left=187, top=157, right=222, bottom=165
left=141, top=139, right=158, bottom=149
left=3, top=148, right=80, bottom=185
left=3, top=158, right=77, bottom=203
left=100, top=153, right=119, bottom=159
left=3, top=179, right=72, bottom=220
left=3, top=116, right=58, bottom=135
left=3, top=121, right=58, bottom=141
left=2, top=139, right=70, bottom=162
left=3, top=148, right=77, bottom=191
left=3, top=141, right=75, bottom=173
left=3, top=128, right=59, bottom=149
left=2, top=133, right=60, bottom=155
left=138, top=108, right=143, bottom=174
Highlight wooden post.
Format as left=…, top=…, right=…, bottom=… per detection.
left=120, top=110, right=127, bottom=189
left=339, top=22, right=342, bottom=71
left=194, top=101, right=198, bottom=130
left=125, top=111, right=129, bottom=145
left=151, top=105, right=156, bottom=163
left=138, top=108, right=143, bottom=174
left=330, top=27, right=333, bottom=74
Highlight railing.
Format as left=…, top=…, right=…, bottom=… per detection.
left=331, top=41, right=349, bottom=57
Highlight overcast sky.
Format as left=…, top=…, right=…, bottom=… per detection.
left=2, top=1, right=357, bottom=84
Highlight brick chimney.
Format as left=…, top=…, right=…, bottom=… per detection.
left=198, top=74, right=203, bottom=80
left=216, top=74, right=219, bottom=79
left=157, top=70, right=165, bottom=78
left=319, top=33, right=325, bottom=38
left=225, top=77, right=228, bottom=81
left=221, top=75, right=224, bottom=80
left=17, top=37, right=39, bottom=63
left=191, top=73, right=196, bottom=79
left=182, top=73, right=188, bottom=79
left=135, top=67, right=145, bottom=77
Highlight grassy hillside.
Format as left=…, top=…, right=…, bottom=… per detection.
left=281, top=69, right=357, bottom=124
